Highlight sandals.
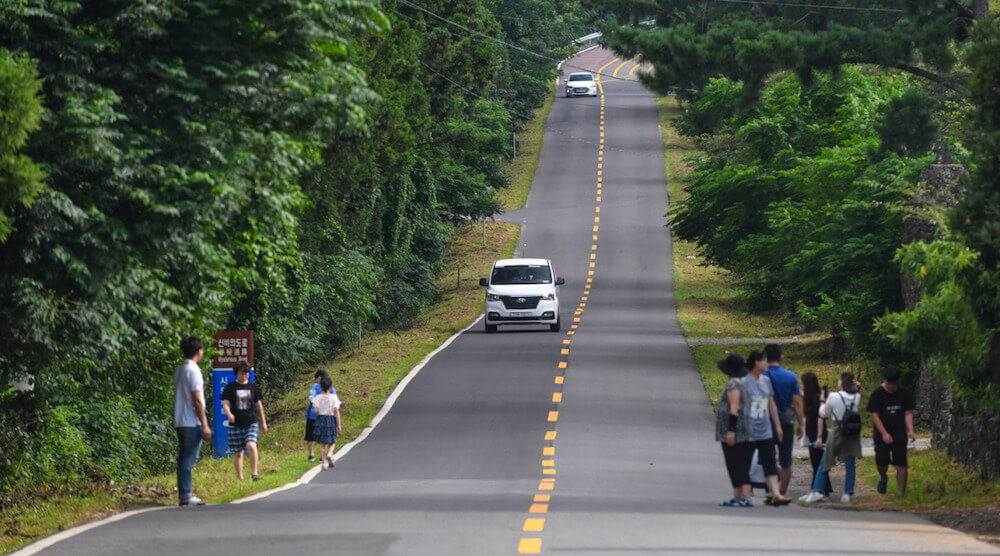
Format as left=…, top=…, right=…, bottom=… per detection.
left=719, top=497, right=752, bottom=507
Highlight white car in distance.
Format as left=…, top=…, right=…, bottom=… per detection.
left=480, top=258, right=564, bottom=333
left=564, top=72, right=598, bottom=97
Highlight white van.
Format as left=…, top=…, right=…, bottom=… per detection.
left=480, top=258, right=564, bottom=333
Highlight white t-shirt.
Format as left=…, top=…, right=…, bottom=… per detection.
left=173, top=359, right=205, bottom=428
left=312, top=392, right=341, bottom=416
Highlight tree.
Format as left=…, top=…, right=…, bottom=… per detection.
left=596, top=0, right=985, bottom=100
left=877, top=16, right=1000, bottom=417
left=669, top=69, right=932, bottom=354
left=0, top=0, right=386, bottom=493
left=0, top=49, right=45, bottom=242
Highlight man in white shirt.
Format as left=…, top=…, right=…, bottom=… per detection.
left=174, top=335, right=212, bottom=506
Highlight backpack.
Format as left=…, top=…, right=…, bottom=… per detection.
left=836, top=393, right=863, bottom=437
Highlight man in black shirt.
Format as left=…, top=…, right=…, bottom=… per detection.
left=866, top=365, right=916, bottom=497
left=222, top=360, right=268, bottom=481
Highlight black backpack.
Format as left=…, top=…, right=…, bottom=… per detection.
left=837, top=393, right=863, bottom=437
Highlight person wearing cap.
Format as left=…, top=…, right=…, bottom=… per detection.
left=743, top=350, right=791, bottom=506
left=716, top=353, right=753, bottom=507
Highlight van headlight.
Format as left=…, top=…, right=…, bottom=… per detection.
left=542, top=293, right=555, bottom=301
left=487, top=293, right=501, bottom=302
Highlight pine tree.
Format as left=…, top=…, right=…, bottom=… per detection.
left=597, top=0, right=985, bottom=99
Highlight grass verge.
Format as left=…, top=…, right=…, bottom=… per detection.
left=853, top=450, right=1000, bottom=509
left=657, top=95, right=1000, bottom=528
left=497, top=94, right=553, bottom=211
left=0, top=90, right=555, bottom=555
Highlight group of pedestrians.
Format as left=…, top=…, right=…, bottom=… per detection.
left=172, top=336, right=342, bottom=506
left=715, top=344, right=917, bottom=508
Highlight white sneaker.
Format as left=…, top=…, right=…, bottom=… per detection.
left=802, top=491, right=825, bottom=504
left=841, top=493, right=852, bottom=503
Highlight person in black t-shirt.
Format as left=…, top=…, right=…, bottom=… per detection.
left=222, top=360, right=268, bottom=481
left=866, top=365, right=916, bottom=497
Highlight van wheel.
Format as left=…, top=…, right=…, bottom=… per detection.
left=549, top=319, right=560, bottom=332
left=485, top=324, right=498, bottom=333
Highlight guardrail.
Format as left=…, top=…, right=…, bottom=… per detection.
left=572, top=32, right=602, bottom=45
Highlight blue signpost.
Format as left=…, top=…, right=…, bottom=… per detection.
left=211, top=331, right=254, bottom=458
left=211, top=367, right=256, bottom=458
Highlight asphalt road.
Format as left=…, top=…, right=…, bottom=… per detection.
left=20, top=48, right=999, bottom=556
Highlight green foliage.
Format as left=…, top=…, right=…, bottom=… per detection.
left=876, top=89, right=940, bottom=158
left=877, top=17, right=1000, bottom=418
left=0, top=0, right=385, bottom=497
left=670, top=69, right=931, bottom=354
left=0, top=0, right=591, bottom=498
left=597, top=0, right=976, bottom=100
left=876, top=240, right=989, bottom=395
left=0, top=48, right=45, bottom=242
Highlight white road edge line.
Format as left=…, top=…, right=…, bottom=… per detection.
left=12, top=313, right=487, bottom=555
left=17, top=42, right=568, bottom=554
left=235, top=312, right=485, bottom=503
left=10, top=506, right=169, bottom=556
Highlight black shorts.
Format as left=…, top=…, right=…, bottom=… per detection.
left=749, top=439, right=779, bottom=478
left=874, top=433, right=908, bottom=468
left=775, top=423, right=794, bottom=469
left=304, top=417, right=316, bottom=442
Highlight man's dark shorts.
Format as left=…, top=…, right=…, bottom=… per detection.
left=304, top=417, right=316, bottom=442
left=775, top=423, right=794, bottom=469
left=749, top=439, right=779, bottom=477
left=874, top=433, right=909, bottom=468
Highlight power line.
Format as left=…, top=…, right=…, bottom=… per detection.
left=712, top=0, right=905, bottom=13
left=491, top=13, right=593, bottom=25
left=397, top=1, right=641, bottom=84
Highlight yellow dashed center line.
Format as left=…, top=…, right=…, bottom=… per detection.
left=519, top=538, right=542, bottom=554
left=521, top=74, right=609, bottom=555
left=524, top=519, right=545, bottom=532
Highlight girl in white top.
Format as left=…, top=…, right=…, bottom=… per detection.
left=804, top=372, right=862, bottom=503
left=311, top=376, right=342, bottom=469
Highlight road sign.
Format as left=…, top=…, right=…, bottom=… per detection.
left=211, top=331, right=254, bottom=458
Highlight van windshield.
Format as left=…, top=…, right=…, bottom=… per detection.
left=491, top=265, right=552, bottom=285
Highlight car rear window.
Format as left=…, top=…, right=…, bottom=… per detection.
left=568, top=74, right=593, bottom=81
left=491, top=265, right=552, bottom=285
